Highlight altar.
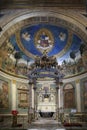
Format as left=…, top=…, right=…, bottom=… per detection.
left=39, top=112, right=54, bottom=117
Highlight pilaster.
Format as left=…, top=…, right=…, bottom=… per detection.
left=75, top=79, right=81, bottom=112
left=11, top=80, right=17, bottom=110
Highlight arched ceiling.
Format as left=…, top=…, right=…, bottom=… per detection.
left=9, top=23, right=83, bottom=65
left=2, top=13, right=86, bottom=64
left=0, top=9, right=87, bottom=78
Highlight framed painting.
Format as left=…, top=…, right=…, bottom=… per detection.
left=0, top=79, right=9, bottom=108
left=63, top=83, right=75, bottom=109
left=83, top=80, right=87, bottom=109
left=18, top=88, right=29, bottom=108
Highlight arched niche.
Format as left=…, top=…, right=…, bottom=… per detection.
left=63, top=83, right=75, bottom=109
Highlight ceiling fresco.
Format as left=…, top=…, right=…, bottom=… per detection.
left=10, top=24, right=82, bottom=64
left=58, top=34, right=82, bottom=65
left=0, top=22, right=87, bottom=78
left=20, top=24, right=68, bottom=56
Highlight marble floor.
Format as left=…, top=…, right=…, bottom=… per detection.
left=27, top=117, right=87, bottom=130
left=0, top=117, right=87, bottom=130
left=28, top=118, right=65, bottom=130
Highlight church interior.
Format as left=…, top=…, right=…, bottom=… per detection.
left=0, top=0, right=87, bottom=129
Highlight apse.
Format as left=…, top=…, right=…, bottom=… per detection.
left=0, top=23, right=87, bottom=78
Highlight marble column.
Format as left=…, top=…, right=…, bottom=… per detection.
left=59, top=86, right=64, bottom=111
left=75, top=79, right=81, bottom=112
left=11, top=80, right=17, bottom=127
left=28, top=82, right=33, bottom=124
left=58, top=87, right=60, bottom=109
left=56, top=86, right=59, bottom=121
left=33, top=86, right=37, bottom=120
left=11, top=80, right=17, bottom=111
left=29, top=83, right=32, bottom=108
left=32, top=84, right=34, bottom=108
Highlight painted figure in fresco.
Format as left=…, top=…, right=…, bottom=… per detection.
left=59, top=32, right=66, bottom=41
left=38, top=32, right=51, bottom=48
left=0, top=81, right=9, bottom=108
left=22, top=32, right=31, bottom=41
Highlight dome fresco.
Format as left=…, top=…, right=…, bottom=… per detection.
left=20, top=24, right=68, bottom=56
left=58, top=34, right=82, bottom=65
left=0, top=23, right=87, bottom=77
left=10, top=24, right=82, bottom=63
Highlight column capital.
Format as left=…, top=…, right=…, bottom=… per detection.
left=56, top=86, right=59, bottom=90
left=33, top=86, right=37, bottom=91
left=75, top=79, right=80, bottom=84
left=12, top=80, right=16, bottom=84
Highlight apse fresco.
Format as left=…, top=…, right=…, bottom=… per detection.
left=20, top=24, right=68, bottom=56
left=0, top=23, right=87, bottom=77
left=9, top=34, right=34, bottom=62
left=58, top=34, right=82, bottom=65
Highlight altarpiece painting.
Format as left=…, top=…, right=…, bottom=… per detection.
left=0, top=79, right=9, bottom=108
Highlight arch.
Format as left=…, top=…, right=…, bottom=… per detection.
left=0, top=9, right=87, bottom=49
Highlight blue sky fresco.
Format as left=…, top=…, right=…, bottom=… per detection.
left=9, top=24, right=83, bottom=63
left=57, top=34, right=82, bottom=65
left=20, top=24, right=68, bottom=56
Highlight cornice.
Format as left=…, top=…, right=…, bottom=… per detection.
left=63, top=71, right=87, bottom=83
left=0, top=69, right=87, bottom=84
left=0, top=69, right=28, bottom=83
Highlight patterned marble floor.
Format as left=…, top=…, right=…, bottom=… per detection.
left=28, top=118, right=65, bottom=130
left=0, top=117, right=87, bottom=130
left=28, top=128, right=65, bottom=130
